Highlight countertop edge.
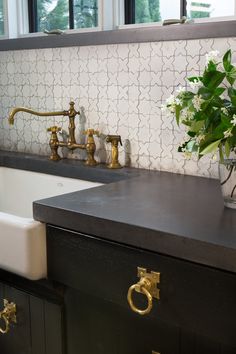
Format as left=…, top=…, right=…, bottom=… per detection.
left=33, top=203, right=236, bottom=274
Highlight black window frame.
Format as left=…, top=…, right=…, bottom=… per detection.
left=28, top=0, right=95, bottom=33
left=125, top=0, right=190, bottom=24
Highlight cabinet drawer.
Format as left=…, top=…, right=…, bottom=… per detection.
left=47, top=225, right=236, bottom=348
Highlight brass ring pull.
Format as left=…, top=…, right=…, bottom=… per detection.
left=0, top=314, right=10, bottom=334
left=0, top=299, right=16, bottom=335
left=127, top=267, right=160, bottom=316
left=127, top=282, right=153, bottom=315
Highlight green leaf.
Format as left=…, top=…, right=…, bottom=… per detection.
left=223, top=49, right=232, bottom=71
left=214, top=87, right=225, bottom=96
left=228, top=87, right=236, bottom=105
left=189, top=120, right=204, bottom=133
left=200, top=139, right=221, bottom=155
left=225, top=139, right=231, bottom=157
left=229, top=67, right=236, bottom=79
left=202, top=70, right=226, bottom=90
left=181, top=91, right=195, bottom=101
left=186, top=140, right=198, bottom=153
left=175, top=105, right=181, bottom=126
left=198, top=87, right=212, bottom=100
left=207, top=61, right=217, bottom=72
left=188, top=76, right=202, bottom=83
left=187, top=131, right=196, bottom=137
left=211, top=96, right=223, bottom=108
left=219, top=145, right=224, bottom=162
left=226, top=67, right=236, bottom=85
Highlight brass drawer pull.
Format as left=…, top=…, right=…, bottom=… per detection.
left=127, top=267, right=160, bottom=316
left=0, top=299, right=17, bottom=334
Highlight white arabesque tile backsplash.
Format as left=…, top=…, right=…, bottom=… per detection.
left=0, top=37, right=236, bottom=178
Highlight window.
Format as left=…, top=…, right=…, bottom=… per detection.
left=187, top=1, right=235, bottom=20
left=0, top=0, right=236, bottom=44
left=28, top=0, right=98, bottom=33
left=0, top=0, right=5, bottom=35
left=124, top=0, right=236, bottom=25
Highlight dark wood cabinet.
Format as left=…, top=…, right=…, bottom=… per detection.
left=0, top=224, right=235, bottom=354
left=47, top=225, right=236, bottom=354
left=0, top=279, right=64, bottom=354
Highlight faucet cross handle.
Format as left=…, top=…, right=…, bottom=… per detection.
left=47, top=126, right=62, bottom=161
left=84, top=128, right=100, bottom=137
left=47, top=126, right=62, bottom=133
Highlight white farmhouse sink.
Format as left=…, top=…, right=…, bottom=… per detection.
left=0, top=167, right=102, bottom=280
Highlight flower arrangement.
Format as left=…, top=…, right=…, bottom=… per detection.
left=162, top=49, right=236, bottom=161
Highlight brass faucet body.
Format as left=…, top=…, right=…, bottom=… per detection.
left=84, top=129, right=99, bottom=166
left=8, top=102, right=98, bottom=166
left=106, top=135, right=122, bottom=169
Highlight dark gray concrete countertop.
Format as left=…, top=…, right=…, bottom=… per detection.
left=1, top=150, right=236, bottom=273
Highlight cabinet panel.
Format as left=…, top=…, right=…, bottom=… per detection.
left=30, top=296, right=46, bottom=354
left=65, top=288, right=180, bottom=354
left=0, top=285, right=31, bottom=354
left=0, top=282, right=64, bottom=354
left=47, top=225, right=236, bottom=348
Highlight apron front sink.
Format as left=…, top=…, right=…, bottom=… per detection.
left=0, top=167, right=102, bottom=280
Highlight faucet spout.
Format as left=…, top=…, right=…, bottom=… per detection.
left=8, top=107, right=68, bottom=125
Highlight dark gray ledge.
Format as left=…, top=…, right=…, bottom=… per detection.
left=0, top=20, right=236, bottom=51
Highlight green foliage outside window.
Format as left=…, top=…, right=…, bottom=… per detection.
left=0, top=0, right=4, bottom=35
left=37, top=0, right=98, bottom=32
left=37, top=0, right=69, bottom=31
left=74, top=0, right=98, bottom=29
left=189, top=2, right=211, bottom=19
left=135, top=0, right=161, bottom=24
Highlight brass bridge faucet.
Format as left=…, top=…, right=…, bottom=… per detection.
left=8, top=101, right=99, bottom=166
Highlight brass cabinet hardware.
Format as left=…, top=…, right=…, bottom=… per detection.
left=106, top=135, right=122, bottom=169
left=127, top=267, right=160, bottom=316
left=0, top=299, right=17, bottom=334
left=152, top=351, right=160, bottom=354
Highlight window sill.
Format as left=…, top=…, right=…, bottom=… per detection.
left=0, top=20, right=236, bottom=51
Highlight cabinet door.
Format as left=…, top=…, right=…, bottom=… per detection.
left=0, top=283, right=64, bottom=354
left=47, top=225, right=236, bottom=353
left=47, top=225, right=236, bottom=348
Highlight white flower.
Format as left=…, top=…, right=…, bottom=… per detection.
left=230, top=114, right=236, bottom=126
left=162, top=94, right=183, bottom=115
left=175, top=98, right=182, bottom=106
left=161, top=104, right=174, bottom=116
left=212, top=154, right=217, bottom=161
left=180, top=108, right=194, bottom=121
left=166, top=94, right=175, bottom=105
left=221, top=107, right=228, bottom=115
left=224, top=129, right=233, bottom=138
left=184, top=151, right=192, bottom=159
left=196, top=134, right=206, bottom=144
left=206, top=50, right=220, bottom=66
left=176, top=86, right=186, bottom=94
left=161, top=104, right=167, bottom=112
left=189, top=78, right=202, bottom=91
left=192, top=95, right=204, bottom=112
